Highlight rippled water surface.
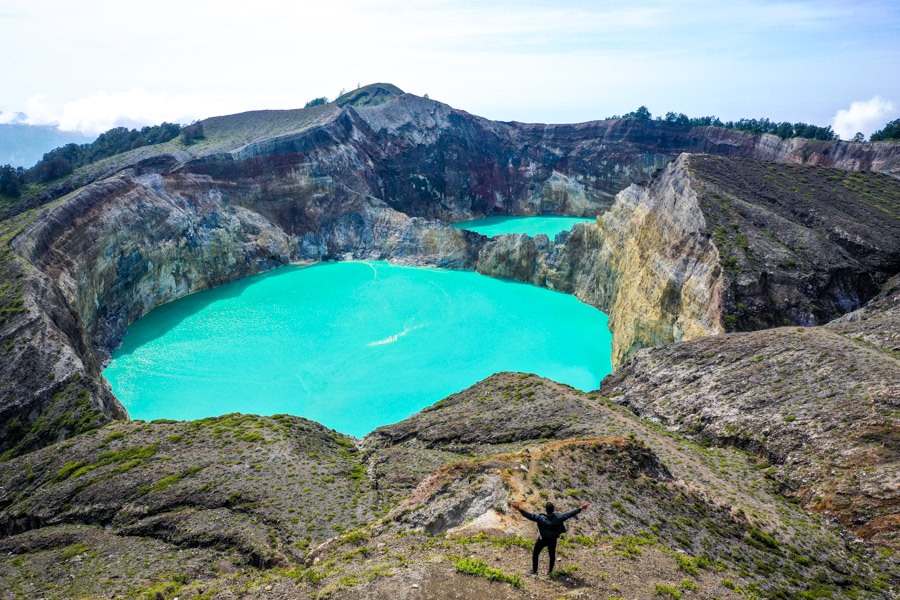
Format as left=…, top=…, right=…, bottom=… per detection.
left=452, top=215, right=595, bottom=238
left=104, top=262, right=612, bottom=436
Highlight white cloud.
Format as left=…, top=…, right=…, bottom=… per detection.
left=0, top=111, right=26, bottom=125
left=20, top=89, right=231, bottom=135
left=23, top=95, right=58, bottom=127
left=831, top=96, right=897, bottom=139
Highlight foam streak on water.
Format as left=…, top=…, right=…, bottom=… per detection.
left=103, top=262, right=612, bottom=437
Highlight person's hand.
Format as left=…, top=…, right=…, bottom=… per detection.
left=580, top=502, right=590, bottom=510
left=509, top=501, right=521, bottom=511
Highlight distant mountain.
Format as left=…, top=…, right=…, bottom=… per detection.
left=0, top=123, right=94, bottom=168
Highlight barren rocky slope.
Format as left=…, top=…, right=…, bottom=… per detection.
left=600, top=276, right=900, bottom=548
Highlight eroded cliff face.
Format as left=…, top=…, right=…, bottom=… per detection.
left=12, top=169, right=484, bottom=357
left=584, top=157, right=726, bottom=365
left=478, top=153, right=900, bottom=366
left=476, top=156, right=727, bottom=367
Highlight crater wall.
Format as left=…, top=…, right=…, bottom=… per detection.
left=2, top=92, right=899, bottom=456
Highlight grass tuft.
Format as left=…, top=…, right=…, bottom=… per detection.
left=454, top=557, right=523, bottom=588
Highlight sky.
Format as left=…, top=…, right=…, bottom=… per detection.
left=1, top=0, right=898, bottom=138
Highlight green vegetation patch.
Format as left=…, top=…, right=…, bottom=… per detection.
left=454, top=557, right=523, bottom=588
left=60, top=542, right=90, bottom=560
left=654, top=583, right=682, bottom=598
left=611, top=532, right=657, bottom=558
left=55, top=443, right=158, bottom=481
left=1, top=376, right=106, bottom=462
left=673, top=553, right=714, bottom=576
left=140, top=466, right=203, bottom=495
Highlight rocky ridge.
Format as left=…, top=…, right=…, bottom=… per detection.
left=0, top=373, right=894, bottom=598
left=600, top=276, right=900, bottom=547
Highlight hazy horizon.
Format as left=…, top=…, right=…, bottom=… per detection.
left=2, top=1, right=899, bottom=139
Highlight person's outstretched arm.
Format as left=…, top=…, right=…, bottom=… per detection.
left=509, top=501, right=538, bottom=522
left=559, top=502, right=591, bottom=521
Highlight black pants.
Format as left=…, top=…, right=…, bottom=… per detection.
left=532, top=537, right=557, bottom=573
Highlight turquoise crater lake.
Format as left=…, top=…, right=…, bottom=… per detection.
left=452, top=215, right=595, bottom=238
left=103, top=262, right=612, bottom=437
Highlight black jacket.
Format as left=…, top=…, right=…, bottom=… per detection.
left=518, top=507, right=582, bottom=540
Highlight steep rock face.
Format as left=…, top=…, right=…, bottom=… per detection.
left=12, top=173, right=296, bottom=355
left=12, top=166, right=484, bottom=356
left=476, top=155, right=724, bottom=367
left=828, top=272, right=900, bottom=356
left=589, top=154, right=900, bottom=362
left=0, top=259, right=125, bottom=460
left=688, top=155, right=900, bottom=329
left=0, top=208, right=125, bottom=460
left=580, top=156, right=726, bottom=366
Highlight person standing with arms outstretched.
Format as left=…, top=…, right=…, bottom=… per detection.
left=510, top=500, right=590, bottom=575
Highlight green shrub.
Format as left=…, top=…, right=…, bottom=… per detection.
left=454, top=557, right=522, bottom=587
left=55, top=461, right=85, bottom=481
left=654, top=583, right=682, bottom=598
left=340, top=529, right=369, bottom=546
left=747, top=528, right=779, bottom=552
left=612, top=532, right=656, bottom=558
left=549, top=564, right=580, bottom=579
left=675, top=553, right=700, bottom=575
left=141, top=466, right=202, bottom=494
left=60, top=543, right=90, bottom=559
left=103, top=431, right=125, bottom=443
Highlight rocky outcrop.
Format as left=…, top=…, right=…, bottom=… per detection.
left=573, top=155, right=726, bottom=366
left=688, top=154, right=900, bottom=329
